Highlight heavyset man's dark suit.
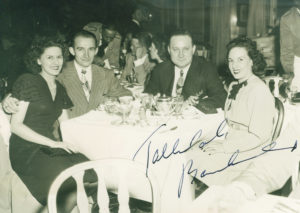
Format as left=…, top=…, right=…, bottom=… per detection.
left=144, top=56, right=227, bottom=113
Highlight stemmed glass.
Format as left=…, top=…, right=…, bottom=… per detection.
left=138, top=94, right=154, bottom=124
left=116, top=96, right=133, bottom=125
left=141, top=94, right=153, bottom=111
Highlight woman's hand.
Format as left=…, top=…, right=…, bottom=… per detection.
left=51, top=141, right=79, bottom=154
left=2, top=94, right=20, bottom=114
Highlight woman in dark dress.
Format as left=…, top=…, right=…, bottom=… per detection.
left=9, top=33, right=95, bottom=211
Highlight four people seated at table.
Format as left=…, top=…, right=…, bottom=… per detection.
left=8, top=33, right=97, bottom=212
left=144, top=29, right=227, bottom=114
left=1, top=19, right=296, bottom=212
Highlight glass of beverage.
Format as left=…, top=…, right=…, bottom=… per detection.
left=117, top=96, right=134, bottom=125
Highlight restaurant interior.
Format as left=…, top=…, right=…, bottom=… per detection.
left=0, top=0, right=296, bottom=92
left=1, top=0, right=300, bottom=213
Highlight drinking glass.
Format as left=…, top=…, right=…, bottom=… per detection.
left=172, top=96, right=185, bottom=116
left=116, top=96, right=134, bottom=125
left=103, top=97, right=118, bottom=114
left=141, top=94, right=153, bottom=110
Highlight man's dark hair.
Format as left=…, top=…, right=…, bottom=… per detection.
left=132, top=31, right=152, bottom=49
left=168, top=29, right=194, bottom=45
left=102, top=23, right=117, bottom=32
left=70, top=30, right=97, bottom=47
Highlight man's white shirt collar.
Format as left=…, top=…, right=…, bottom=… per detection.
left=174, top=64, right=191, bottom=76
left=74, top=60, right=92, bottom=86
left=134, top=54, right=148, bottom=67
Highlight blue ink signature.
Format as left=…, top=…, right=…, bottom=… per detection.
left=178, top=140, right=298, bottom=197
left=132, top=120, right=227, bottom=176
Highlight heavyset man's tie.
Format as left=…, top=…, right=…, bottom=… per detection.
left=81, top=70, right=91, bottom=101
left=176, top=70, right=184, bottom=96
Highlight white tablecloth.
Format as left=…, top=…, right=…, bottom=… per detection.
left=61, top=109, right=225, bottom=213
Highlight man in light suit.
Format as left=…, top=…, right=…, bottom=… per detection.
left=84, top=23, right=121, bottom=69
left=280, top=0, right=300, bottom=92
left=58, top=30, right=131, bottom=118
left=144, top=29, right=226, bottom=113
left=2, top=30, right=131, bottom=119
left=121, top=31, right=155, bottom=85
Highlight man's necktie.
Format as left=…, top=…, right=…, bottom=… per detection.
left=176, top=70, right=184, bottom=96
left=81, top=70, right=90, bottom=101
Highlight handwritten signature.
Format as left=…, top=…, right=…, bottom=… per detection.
left=132, top=120, right=297, bottom=198
left=132, top=120, right=227, bottom=176
left=178, top=140, right=298, bottom=197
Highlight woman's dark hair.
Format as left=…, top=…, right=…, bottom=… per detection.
left=226, top=36, right=266, bottom=77
left=24, top=32, right=68, bottom=74
left=151, top=34, right=168, bottom=61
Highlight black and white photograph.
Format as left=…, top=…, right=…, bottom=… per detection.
left=1, top=0, right=300, bottom=212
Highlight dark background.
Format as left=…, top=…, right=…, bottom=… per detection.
left=0, top=0, right=296, bottom=97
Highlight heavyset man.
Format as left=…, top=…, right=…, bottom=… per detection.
left=144, top=29, right=226, bottom=113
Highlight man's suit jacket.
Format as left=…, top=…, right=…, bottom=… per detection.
left=121, top=54, right=155, bottom=85
left=103, top=36, right=121, bottom=68
left=57, top=61, right=131, bottom=118
left=144, top=56, right=227, bottom=113
left=95, top=35, right=122, bottom=68
left=280, top=7, right=300, bottom=73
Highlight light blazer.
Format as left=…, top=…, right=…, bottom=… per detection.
left=144, top=56, right=227, bottom=113
left=280, top=7, right=300, bottom=73
left=57, top=61, right=131, bottom=118
left=121, top=54, right=155, bottom=85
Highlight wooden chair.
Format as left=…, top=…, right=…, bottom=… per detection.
left=272, top=97, right=284, bottom=142
left=48, top=158, right=161, bottom=213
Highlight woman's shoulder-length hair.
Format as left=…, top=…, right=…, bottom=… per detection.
left=226, top=36, right=267, bottom=77
left=24, top=32, right=69, bottom=74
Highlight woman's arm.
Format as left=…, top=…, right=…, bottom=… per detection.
left=11, top=101, right=74, bottom=153
left=11, top=101, right=56, bottom=146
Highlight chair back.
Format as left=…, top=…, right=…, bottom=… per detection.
left=48, top=158, right=161, bottom=213
left=264, top=76, right=283, bottom=98
left=272, top=97, right=284, bottom=141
